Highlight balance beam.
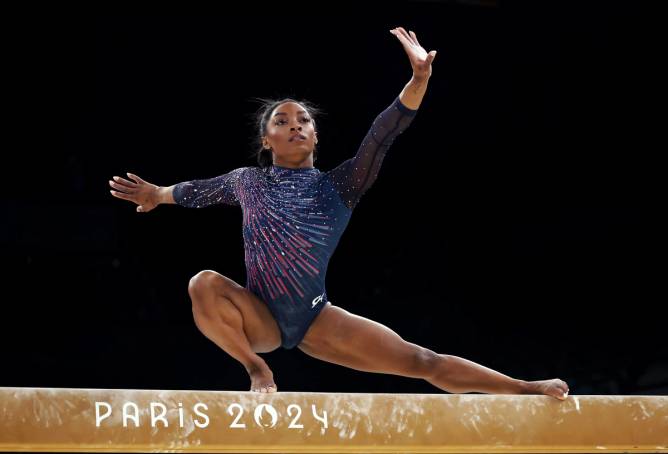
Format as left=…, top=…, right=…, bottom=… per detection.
left=0, top=387, right=665, bottom=453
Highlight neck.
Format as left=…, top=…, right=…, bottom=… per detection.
left=272, top=155, right=314, bottom=170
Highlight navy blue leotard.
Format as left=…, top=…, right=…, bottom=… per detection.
left=173, top=97, right=418, bottom=349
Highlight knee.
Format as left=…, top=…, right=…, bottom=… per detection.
left=413, top=348, right=442, bottom=379
left=188, top=270, right=219, bottom=299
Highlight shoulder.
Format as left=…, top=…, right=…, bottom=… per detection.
left=234, top=166, right=269, bottom=185
left=227, top=166, right=259, bottom=178
left=238, top=166, right=265, bottom=178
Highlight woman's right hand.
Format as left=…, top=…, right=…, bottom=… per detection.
left=109, top=172, right=161, bottom=213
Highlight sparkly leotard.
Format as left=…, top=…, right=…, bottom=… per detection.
left=173, top=97, right=418, bottom=349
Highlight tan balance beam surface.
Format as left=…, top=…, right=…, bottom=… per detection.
left=0, top=387, right=666, bottom=453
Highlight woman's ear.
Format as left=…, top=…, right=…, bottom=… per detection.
left=314, top=132, right=318, bottom=144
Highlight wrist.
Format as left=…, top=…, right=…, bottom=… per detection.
left=410, top=73, right=431, bottom=85
left=399, top=76, right=430, bottom=110
left=156, top=186, right=168, bottom=205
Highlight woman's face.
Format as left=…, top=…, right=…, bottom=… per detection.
left=263, top=102, right=318, bottom=164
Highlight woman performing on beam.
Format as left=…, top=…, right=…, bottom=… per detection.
left=109, top=27, right=569, bottom=400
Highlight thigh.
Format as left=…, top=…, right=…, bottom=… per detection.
left=193, top=270, right=281, bottom=353
left=298, top=304, right=433, bottom=378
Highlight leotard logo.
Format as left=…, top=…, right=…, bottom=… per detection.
left=311, top=293, right=325, bottom=308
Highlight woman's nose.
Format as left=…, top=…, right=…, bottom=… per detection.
left=290, top=125, right=302, bottom=131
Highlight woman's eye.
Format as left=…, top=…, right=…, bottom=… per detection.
left=275, top=118, right=310, bottom=125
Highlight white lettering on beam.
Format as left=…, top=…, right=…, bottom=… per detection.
left=94, top=400, right=327, bottom=430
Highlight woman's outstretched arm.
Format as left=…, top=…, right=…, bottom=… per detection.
left=109, top=168, right=245, bottom=212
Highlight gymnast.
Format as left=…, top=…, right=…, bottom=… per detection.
left=109, top=27, right=569, bottom=400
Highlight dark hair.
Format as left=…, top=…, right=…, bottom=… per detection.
left=248, top=97, right=324, bottom=169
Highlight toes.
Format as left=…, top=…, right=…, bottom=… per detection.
left=250, top=383, right=277, bottom=393
left=556, top=389, right=569, bottom=400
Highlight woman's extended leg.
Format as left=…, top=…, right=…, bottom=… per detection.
left=188, top=270, right=282, bottom=393
left=299, top=304, right=569, bottom=399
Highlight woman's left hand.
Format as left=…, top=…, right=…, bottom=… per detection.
left=390, top=27, right=437, bottom=82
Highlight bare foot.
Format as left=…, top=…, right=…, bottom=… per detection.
left=248, top=364, right=277, bottom=393
left=524, top=378, right=570, bottom=400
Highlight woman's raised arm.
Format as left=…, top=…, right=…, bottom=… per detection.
left=325, top=27, right=435, bottom=210
left=390, top=26, right=437, bottom=110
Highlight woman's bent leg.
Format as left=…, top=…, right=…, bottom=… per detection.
left=188, top=270, right=281, bottom=392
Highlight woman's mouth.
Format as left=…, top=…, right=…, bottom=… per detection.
left=289, top=134, right=307, bottom=142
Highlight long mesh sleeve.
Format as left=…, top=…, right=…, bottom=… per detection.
left=326, top=97, right=418, bottom=210
left=172, top=167, right=246, bottom=208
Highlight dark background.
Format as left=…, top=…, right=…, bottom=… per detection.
left=3, top=3, right=665, bottom=396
